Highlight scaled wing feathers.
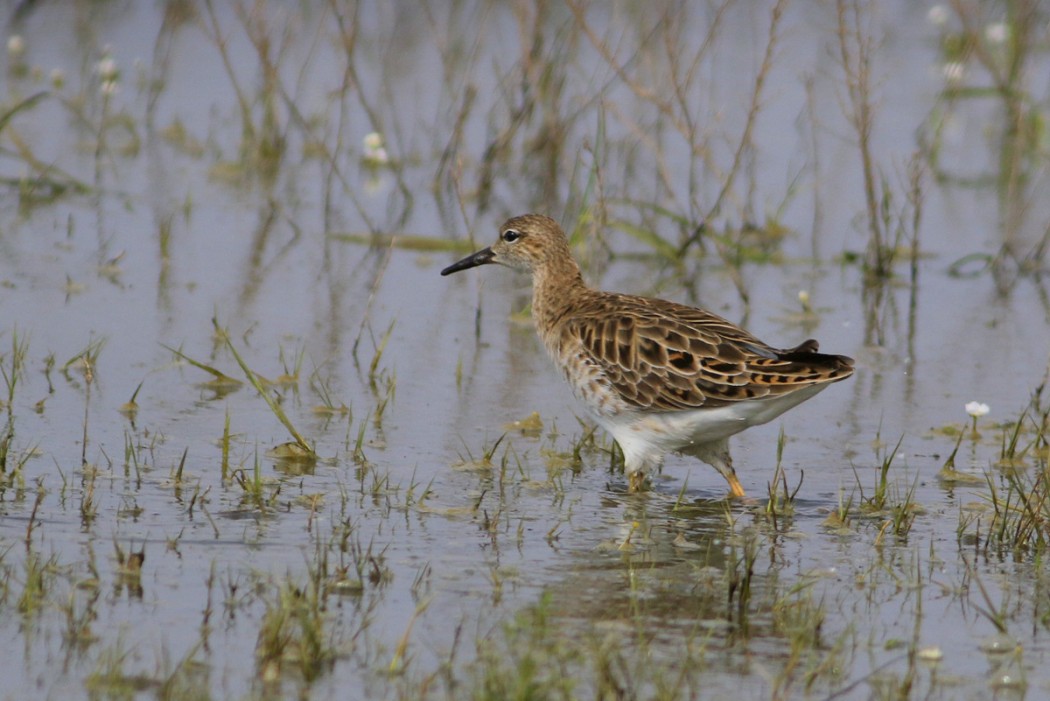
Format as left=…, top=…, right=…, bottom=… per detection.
left=565, top=294, right=853, bottom=411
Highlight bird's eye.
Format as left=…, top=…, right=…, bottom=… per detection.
left=501, top=229, right=521, bottom=243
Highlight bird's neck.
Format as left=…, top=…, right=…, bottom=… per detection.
left=531, top=256, right=587, bottom=334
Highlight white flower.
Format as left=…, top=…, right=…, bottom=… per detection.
left=363, top=132, right=383, bottom=151
left=97, top=55, right=118, bottom=82
left=965, top=401, right=990, bottom=418
left=362, top=131, right=389, bottom=164
left=797, top=289, right=813, bottom=314
left=984, top=22, right=1009, bottom=45
left=927, top=5, right=950, bottom=27
left=917, top=646, right=944, bottom=662
left=942, top=62, right=966, bottom=83
left=49, top=68, right=65, bottom=89
left=96, top=53, right=119, bottom=96
left=7, top=35, right=25, bottom=58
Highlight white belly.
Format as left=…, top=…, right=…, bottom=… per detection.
left=597, top=384, right=828, bottom=465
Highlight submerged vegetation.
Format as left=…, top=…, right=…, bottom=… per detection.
left=0, top=1, right=1047, bottom=699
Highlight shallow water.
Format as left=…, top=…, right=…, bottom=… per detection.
left=0, top=1, right=1048, bottom=699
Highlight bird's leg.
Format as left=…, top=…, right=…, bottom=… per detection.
left=716, top=451, right=746, bottom=498
left=724, top=469, right=746, bottom=498
left=621, top=445, right=655, bottom=493
left=627, top=470, right=648, bottom=493
left=687, top=439, right=746, bottom=498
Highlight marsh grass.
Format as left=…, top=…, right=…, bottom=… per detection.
left=0, top=330, right=28, bottom=418
left=455, top=509, right=858, bottom=700
left=855, top=434, right=902, bottom=511
left=113, top=538, right=145, bottom=598
left=61, top=587, right=100, bottom=653
left=566, top=0, right=795, bottom=303
left=964, top=388, right=1050, bottom=556
left=726, top=526, right=760, bottom=632
left=231, top=451, right=279, bottom=511
left=84, top=637, right=212, bottom=701
left=765, top=428, right=801, bottom=528
left=469, top=594, right=579, bottom=701
left=85, top=638, right=156, bottom=697
left=936, top=427, right=975, bottom=484
left=0, top=89, right=91, bottom=208
left=996, top=402, right=1043, bottom=469
left=163, top=343, right=242, bottom=391
left=255, top=576, right=336, bottom=684
left=836, top=1, right=925, bottom=284
left=220, top=408, right=231, bottom=482
left=198, top=0, right=286, bottom=185
left=309, top=364, right=350, bottom=418
left=924, top=2, right=1050, bottom=290
left=118, top=380, right=143, bottom=422
left=451, top=433, right=507, bottom=473
left=769, top=584, right=839, bottom=696
left=223, top=338, right=314, bottom=457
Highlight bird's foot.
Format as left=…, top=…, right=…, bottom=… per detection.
left=725, top=473, right=746, bottom=498
left=627, top=471, right=648, bottom=493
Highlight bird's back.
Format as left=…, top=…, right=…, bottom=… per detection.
left=543, top=288, right=854, bottom=415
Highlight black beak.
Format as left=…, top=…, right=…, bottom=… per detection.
left=441, top=247, right=495, bottom=276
